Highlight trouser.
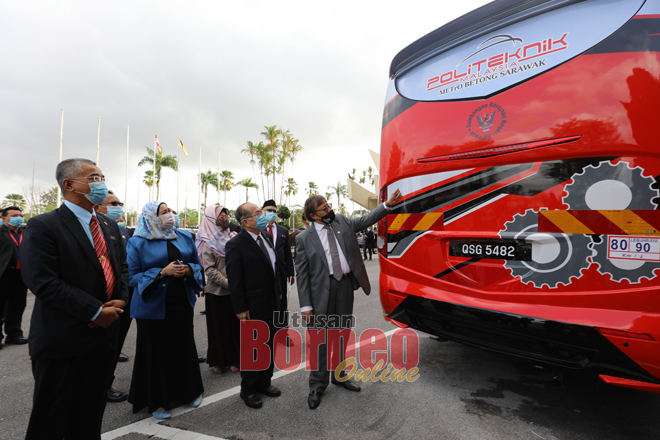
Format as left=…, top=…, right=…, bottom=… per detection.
left=275, top=280, right=289, bottom=328
left=308, top=276, right=354, bottom=392
left=0, top=268, right=27, bottom=340
left=107, top=290, right=133, bottom=389
left=26, top=336, right=115, bottom=440
left=241, top=312, right=276, bottom=395
left=363, top=244, right=373, bottom=260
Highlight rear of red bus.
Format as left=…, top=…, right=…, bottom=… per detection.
left=379, top=0, right=660, bottom=393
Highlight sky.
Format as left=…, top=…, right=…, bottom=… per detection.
left=1, top=0, right=491, bottom=214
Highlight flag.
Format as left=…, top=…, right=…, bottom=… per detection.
left=179, top=138, right=189, bottom=156
left=155, top=134, right=161, bottom=153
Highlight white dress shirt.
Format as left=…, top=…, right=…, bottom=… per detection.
left=247, top=229, right=276, bottom=273
left=314, top=222, right=351, bottom=277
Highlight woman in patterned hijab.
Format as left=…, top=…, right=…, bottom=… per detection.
left=133, top=201, right=178, bottom=240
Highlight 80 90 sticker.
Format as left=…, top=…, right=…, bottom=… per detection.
left=608, top=236, right=660, bottom=261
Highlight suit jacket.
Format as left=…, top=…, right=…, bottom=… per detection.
left=225, top=229, right=281, bottom=321
left=365, top=230, right=376, bottom=247
left=271, top=223, right=294, bottom=280
left=0, top=224, right=19, bottom=277
left=295, top=205, right=387, bottom=316
left=20, top=203, right=130, bottom=360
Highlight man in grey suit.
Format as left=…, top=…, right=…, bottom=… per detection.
left=295, top=189, right=401, bottom=409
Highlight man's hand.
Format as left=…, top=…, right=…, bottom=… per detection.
left=302, top=310, right=313, bottom=324
left=288, top=276, right=295, bottom=285
left=103, top=299, right=127, bottom=309
left=385, top=189, right=402, bottom=208
left=90, top=307, right=123, bottom=328
left=236, top=310, right=250, bottom=321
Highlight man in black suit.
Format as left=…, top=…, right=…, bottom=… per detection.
left=363, top=228, right=376, bottom=261
left=21, top=158, right=129, bottom=440
left=262, top=200, right=294, bottom=328
left=226, top=202, right=282, bottom=409
left=0, top=206, right=28, bottom=348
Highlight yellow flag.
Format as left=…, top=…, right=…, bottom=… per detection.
left=178, top=139, right=189, bottom=156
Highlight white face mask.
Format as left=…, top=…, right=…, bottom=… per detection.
left=160, top=213, right=175, bottom=229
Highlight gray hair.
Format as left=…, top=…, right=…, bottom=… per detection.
left=56, top=158, right=96, bottom=193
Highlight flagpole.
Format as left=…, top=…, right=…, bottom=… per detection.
left=177, top=145, right=180, bottom=212
left=198, top=143, right=202, bottom=226
left=153, top=131, right=156, bottom=201
left=125, top=124, right=129, bottom=212
left=217, top=147, right=221, bottom=205
left=32, top=158, right=36, bottom=217
left=185, top=180, right=188, bottom=226
left=57, top=108, right=63, bottom=207
left=136, top=171, right=140, bottom=225
left=96, top=117, right=101, bottom=166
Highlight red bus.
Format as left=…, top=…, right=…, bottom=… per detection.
left=378, top=0, right=660, bottom=393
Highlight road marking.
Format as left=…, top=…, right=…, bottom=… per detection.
left=102, top=328, right=399, bottom=439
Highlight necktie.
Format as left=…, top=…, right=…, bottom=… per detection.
left=257, top=236, right=273, bottom=271
left=323, top=225, right=342, bottom=281
left=267, top=224, right=273, bottom=240
left=90, top=216, right=117, bottom=299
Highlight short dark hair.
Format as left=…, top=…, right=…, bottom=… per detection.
left=303, top=195, right=325, bottom=223
left=55, top=158, right=96, bottom=193
left=235, top=203, right=250, bottom=225
left=1, top=206, right=22, bottom=217
left=301, top=212, right=306, bottom=222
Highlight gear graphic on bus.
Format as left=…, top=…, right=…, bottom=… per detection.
left=499, top=209, right=593, bottom=288
left=563, top=160, right=658, bottom=210
left=592, top=240, right=660, bottom=283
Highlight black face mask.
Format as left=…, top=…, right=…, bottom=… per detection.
left=216, top=218, right=230, bottom=229
left=321, top=210, right=335, bottom=225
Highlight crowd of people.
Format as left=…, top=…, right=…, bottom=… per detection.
left=1, top=157, right=401, bottom=439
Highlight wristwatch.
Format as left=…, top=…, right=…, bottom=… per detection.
left=156, top=271, right=164, bottom=280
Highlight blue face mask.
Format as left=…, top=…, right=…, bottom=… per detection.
left=254, top=214, right=268, bottom=231
left=73, top=181, right=109, bottom=205
left=265, top=211, right=277, bottom=223
left=8, top=217, right=24, bottom=227
left=105, top=206, right=123, bottom=221
left=174, top=214, right=180, bottom=228
left=117, top=222, right=126, bottom=228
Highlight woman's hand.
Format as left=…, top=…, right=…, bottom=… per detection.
left=162, top=261, right=186, bottom=277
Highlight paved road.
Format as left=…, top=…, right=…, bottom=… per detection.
left=1, top=256, right=660, bottom=439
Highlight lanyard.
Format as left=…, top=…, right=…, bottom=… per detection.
left=8, top=230, right=22, bottom=269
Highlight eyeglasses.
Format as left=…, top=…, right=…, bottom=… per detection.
left=102, top=201, right=124, bottom=207
left=246, top=210, right=263, bottom=219
left=85, top=175, right=106, bottom=182
left=315, top=203, right=332, bottom=214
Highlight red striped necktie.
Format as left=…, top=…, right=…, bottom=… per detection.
left=90, top=216, right=116, bottom=300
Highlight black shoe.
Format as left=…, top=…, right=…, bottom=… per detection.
left=118, top=353, right=129, bottom=362
left=198, top=356, right=206, bottom=363
left=106, top=387, right=128, bottom=403
left=240, top=391, right=263, bottom=409
left=4, top=336, right=28, bottom=345
left=308, top=390, right=322, bottom=410
left=258, top=385, right=281, bottom=398
left=331, top=377, right=361, bottom=392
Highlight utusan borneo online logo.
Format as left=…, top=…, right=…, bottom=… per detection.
left=242, top=313, right=421, bottom=383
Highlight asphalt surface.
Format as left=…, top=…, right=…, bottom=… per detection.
left=2, top=256, right=660, bottom=439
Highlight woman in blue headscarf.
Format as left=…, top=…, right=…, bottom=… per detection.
left=126, top=201, right=204, bottom=419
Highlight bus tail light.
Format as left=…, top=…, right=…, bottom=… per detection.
left=378, top=187, right=388, bottom=257
left=596, top=328, right=655, bottom=341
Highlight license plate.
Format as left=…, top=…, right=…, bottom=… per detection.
left=449, top=240, right=531, bottom=261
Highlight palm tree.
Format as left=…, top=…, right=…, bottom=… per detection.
left=3, top=193, right=26, bottom=210
left=143, top=170, right=155, bottom=199
left=327, top=181, right=348, bottom=210
left=137, top=146, right=178, bottom=200
left=367, top=166, right=375, bottom=191
left=284, top=178, right=298, bottom=207
left=237, top=178, right=259, bottom=203
left=325, top=192, right=333, bottom=203
left=261, top=125, right=281, bottom=200
left=307, top=182, right=319, bottom=197
left=199, top=170, right=218, bottom=208
left=241, top=141, right=262, bottom=204
left=217, top=170, right=235, bottom=207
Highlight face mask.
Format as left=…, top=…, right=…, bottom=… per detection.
left=174, top=214, right=180, bottom=228
left=160, top=213, right=175, bottom=230
left=217, top=218, right=230, bottom=229
left=321, top=210, right=335, bottom=225
left=265, top=211, right=277, bottom=223
left=105, top=206, right=123, bottom=221
left=73, top=181, right=109, bottom=205
left=253, top=214, right=268, bottom=231
left=8, top=217, right=24, bottom=227
left=117, top=222, right=126, bottom=228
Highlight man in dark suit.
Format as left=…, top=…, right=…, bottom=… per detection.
left=295, top=190, right=401, bottom=409
left=262, top=199, right=294, bottom=328
left=21, top=158, right=129, bottom=440
left=226, top=202, right=282, bottom=409
left=0, top=206, right=28, bottom=348
left=363, top=227, right=376, bottom=261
